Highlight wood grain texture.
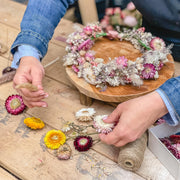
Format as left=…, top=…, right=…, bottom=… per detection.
left=66, top=38, right=175, bottom=102
left=0, top=167, right=17, bottom=180
left=0, top=100, right=143, bottom=180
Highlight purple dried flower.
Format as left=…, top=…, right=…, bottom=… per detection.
left=142, top=63, right=156, bottom=79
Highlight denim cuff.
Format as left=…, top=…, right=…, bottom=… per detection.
left=156, top=89, right=179, bottom=126
left=11, top=30, right=48, bottom=58
left=11, top=45, right=42, bottom=69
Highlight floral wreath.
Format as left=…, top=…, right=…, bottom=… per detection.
left=63, top=23, right=172, bottom=90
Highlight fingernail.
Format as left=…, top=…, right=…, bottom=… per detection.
left=44, top=94, right=49, bottom=98
left=42, top=104, right=47, bottom=107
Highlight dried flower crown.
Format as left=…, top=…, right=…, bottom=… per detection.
left=63, top=23, right=172, bottom=90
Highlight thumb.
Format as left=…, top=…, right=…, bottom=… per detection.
left=103, top=105, right=122, bottom=124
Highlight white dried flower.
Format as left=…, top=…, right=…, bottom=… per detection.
left=93, top=115, right=115, bottom=134
left=76, top=108, right=96, bottom=122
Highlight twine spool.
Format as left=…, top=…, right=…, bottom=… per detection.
left=117, top=131, right=147, bottom=171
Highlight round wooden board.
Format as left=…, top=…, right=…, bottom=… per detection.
left=66, top=38, right=175, bottom=103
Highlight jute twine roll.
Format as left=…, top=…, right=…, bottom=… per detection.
left=117, top=131, right=147, bottom=171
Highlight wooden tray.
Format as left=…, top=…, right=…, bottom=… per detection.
left=66, top=39, right=175, bottom=103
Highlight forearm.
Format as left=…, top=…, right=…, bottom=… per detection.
left=11, top=0, right=75, bottom=58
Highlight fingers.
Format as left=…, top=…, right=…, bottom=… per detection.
left=99, top=124, right=138, bottom=147
left=12, top=56, right=48, bottom=108
left=31, top=68, right=45, bottom=91
left=17, top=88, right=48, bottom=108
left=103, top=104, right=122, bottom=123
left=23, top=98, right=48, bottom=108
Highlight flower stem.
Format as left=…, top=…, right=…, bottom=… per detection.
left=91, top=33, right=107, bottom=40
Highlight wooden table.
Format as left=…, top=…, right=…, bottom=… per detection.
left=0, top=0, right=180, bottom=179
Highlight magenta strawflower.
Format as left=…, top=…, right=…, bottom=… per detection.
left=78, top=39, right=94, bottom=51
left=74, top=136, right=93, bottom=152
left=141, top=64, right=156, bottom=79
left=72, top=65, right=79, bottom=73
left=83, top=26, right=93, bottom=35
left=5, top=94, right=26, bottom=115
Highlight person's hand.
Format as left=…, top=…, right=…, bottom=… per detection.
left=13, top=56, right=48, bottom=108
left=99, top=91, right=168, bottom=147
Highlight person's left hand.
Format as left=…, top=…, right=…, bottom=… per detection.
left=99, top=91, right=168, bottom=147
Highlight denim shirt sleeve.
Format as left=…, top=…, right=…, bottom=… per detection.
left=156, top=89, right=179, bottom=126
left=157, top=76, right=180, bottom=125
left=11, top=45, right=41, bottom=69
left=11, top=0, right=75, bottom=58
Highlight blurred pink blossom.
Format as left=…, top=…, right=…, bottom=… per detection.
left=107, top=30, right=119, bottom=39
left=105, top=8, right=114, bottom=16
left=114, top=7, right=121, bottom=14
left=123, top=15, right=137, bottom=27
left=126, top=2, right=136, bottom=11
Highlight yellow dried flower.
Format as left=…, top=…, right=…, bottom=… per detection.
left=44, top=130, right=66, bottom=149
left=24, top=117, right=45, bottom=129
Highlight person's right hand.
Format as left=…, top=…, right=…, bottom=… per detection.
left=13, top=56, right=48, bottom=108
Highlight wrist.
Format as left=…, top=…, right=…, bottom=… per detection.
left=148, top=91, right=168, bottom=118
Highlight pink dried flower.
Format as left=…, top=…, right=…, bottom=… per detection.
left=101, top=19, right=109, bottom=28
left=137, top=27, right=145, bottom=33
left=103, top=15, right=110, bottom=21
left=126, top=2, right=136, bottom=11
left=116, top=56, right=128, bottom=67
left=78, top=39, right=94, bottom=51
left=83, top=26, right=93, bottom=35
left=105, top=25, right=114, bottom=32
left=142, top=64, right=156, bottom=79
left=113, top=7, right=121, bottom=14
left=150, top=37, right=165, bottom=50
left=94, top=25, right=102, bottom=32
left=123, top=16, right=137, bottom=27
left=158, top=61, right=164, bottom=70
left=71, top=46, right=77, bottom=52
left=77, top=57, right=85, bottom=65
left=90, top=61, right=98, bottom=67
left=120, top=11, right=125, bottom=19
left=105, top=8, right=114, bottom=16
left=5, top=94, right=26, bottom=115
left=72, top=65, right=79, bottom=73
left=107, top=30, right=119, bottom=39
left=85, top=52, right=95, bottom=61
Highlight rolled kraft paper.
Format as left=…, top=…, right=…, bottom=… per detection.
left=118, top=132, right=147, bottom=171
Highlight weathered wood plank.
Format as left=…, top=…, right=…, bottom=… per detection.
left=0, top=167, right=18, bottom=180
left=0, top=100, right=143, bottom=180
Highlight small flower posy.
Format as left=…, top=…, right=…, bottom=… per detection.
left=63, top=23, right=172, bottom=90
